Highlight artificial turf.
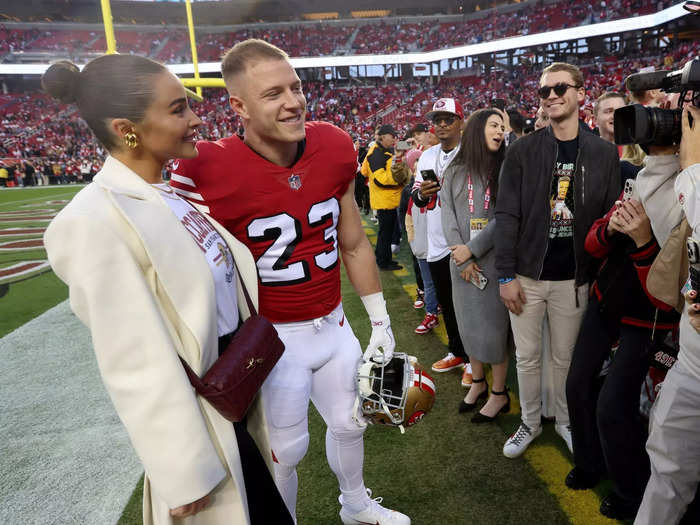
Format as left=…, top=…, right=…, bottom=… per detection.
left=1, top=187, right=619, bottom=524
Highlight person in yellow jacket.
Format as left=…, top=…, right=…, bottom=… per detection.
left=365, top=124, right=409, bottom=270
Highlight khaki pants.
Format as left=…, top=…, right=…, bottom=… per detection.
left=509, top=275, right=588, bottom=429
left=635, top=359, right=700, bottom=525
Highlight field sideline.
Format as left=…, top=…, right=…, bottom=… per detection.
left=0, top=186, right=624, bottom=524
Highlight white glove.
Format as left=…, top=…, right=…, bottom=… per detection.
left=360, top=292, right=395, bottom=364
left=363, top=316, right=395, bottom=364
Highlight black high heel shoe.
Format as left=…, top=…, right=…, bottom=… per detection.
left=458, top=377, right=487, bottom=413
left=471, top=387, right=510, bottom=423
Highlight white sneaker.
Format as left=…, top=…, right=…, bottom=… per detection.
left=339, top=489, right=411, bottom=525
left=555, top=423, right=573, bottom=454
left=503, top=423, right=542, bottom=458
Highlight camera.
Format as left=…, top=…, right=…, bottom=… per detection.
left=613, top=58, right=700, bottom=147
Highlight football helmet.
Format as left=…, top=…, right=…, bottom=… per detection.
left=354, top=353, right=436, bottom=433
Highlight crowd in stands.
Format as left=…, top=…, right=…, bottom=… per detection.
left=0, top=0, right=674, bottom=61
left=423, top=0, right=665, bottom=50
left=2, top=38, right=697, bottom=182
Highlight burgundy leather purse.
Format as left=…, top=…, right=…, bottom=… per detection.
left=180, top=275, right=284, bottom=422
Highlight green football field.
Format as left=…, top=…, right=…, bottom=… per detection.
left=0, top=186, right=625, bottom=524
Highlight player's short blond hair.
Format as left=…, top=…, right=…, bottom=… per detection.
left=221, top=39, right=289, bottom=86
left=541, top=62, right=584, bottom=88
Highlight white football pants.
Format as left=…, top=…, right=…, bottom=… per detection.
left=262, top=304, right=368, bottom=520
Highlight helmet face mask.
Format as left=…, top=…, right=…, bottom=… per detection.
left=356, top=353, right=436, bottom=431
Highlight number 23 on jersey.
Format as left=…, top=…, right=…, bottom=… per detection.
left=246, top=197, right=340, bottom=286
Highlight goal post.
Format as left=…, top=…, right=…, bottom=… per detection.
left=99, top=0, right=211, bottom=101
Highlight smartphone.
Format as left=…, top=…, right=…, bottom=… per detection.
left=470, top=269, right=488, bottom=290
left=623, top=178, right=636, bottom=201
left=421, top=169, right=440, bottom=188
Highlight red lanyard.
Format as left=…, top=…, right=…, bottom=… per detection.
left=467, top=174, right=490, bottom=215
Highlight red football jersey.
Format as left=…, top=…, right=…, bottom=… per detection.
left=171, top=121, right=357, bottom=322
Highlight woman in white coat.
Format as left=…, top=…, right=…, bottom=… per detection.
left=41, top=55, right=293, bottom=525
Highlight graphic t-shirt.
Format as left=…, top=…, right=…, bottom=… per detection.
left=154, top=184, right=240, bottom=336
left=540, top=137, right=578, bottom=281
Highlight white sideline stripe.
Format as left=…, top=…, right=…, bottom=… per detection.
left=0, top=261, right=50, bottom=282
left=172, top=187, right=204, bottom=200
left=170, top=173, right=196, bottom=187
left=0, top=233, right=43, bottom=240
left=0, top=301, right=142, bottom=525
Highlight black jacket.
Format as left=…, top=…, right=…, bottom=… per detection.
left=494, top=125, right=620, bottom=286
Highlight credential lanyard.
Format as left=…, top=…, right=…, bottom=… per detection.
left=467, top=174, right=490, bottom=215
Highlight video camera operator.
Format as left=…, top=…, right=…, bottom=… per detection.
left=631, top=100, right=700, bottom=524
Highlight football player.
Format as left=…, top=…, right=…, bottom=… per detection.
left=170, top=39, right=410, bottom=525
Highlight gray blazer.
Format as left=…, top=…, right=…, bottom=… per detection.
left=441, top=161, right=511, bottom=364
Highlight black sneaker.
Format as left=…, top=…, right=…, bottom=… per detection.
left=379, top=262, right=403, bottom=271
left=565, top=467, right=601, bottom=490
left=599, top=492, right=640, bottom=520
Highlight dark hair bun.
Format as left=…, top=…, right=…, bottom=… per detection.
left=42, top=61, right=80, bottom=104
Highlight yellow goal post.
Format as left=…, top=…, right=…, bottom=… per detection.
left=99, top=0, right=223, bottom=102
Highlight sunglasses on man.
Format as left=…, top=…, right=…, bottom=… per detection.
left=432, top=114, right=458, bottom=126
left=537, top=83, right=581, bottom=99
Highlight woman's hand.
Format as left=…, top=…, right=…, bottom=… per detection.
left=460, top=262, right=481, bottom=283
left=607, top=203, right=624, bottom=235
left=685, top=289, right=700, bottom=334
left=170, top=494, right=211, bottom=518
left=616, top=199, right=653, bottom=247
left=450, top=244, right=472, bottom=266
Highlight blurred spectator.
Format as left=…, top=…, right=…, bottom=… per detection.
left=412, top=98, right=472, bottom=384
left=366, top=124, right=407, bottom=270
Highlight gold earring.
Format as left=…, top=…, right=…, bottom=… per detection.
left=124, top=131, right=139, bottom=149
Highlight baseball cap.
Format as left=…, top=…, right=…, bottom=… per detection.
left=410, top=123, right=429, bottom=136
left=378, top=124, right=398, bottom=137
left=426, top=98, right=465, bottom=120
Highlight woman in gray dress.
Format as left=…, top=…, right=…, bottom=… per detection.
left=441, top=109, right=511, bottom=422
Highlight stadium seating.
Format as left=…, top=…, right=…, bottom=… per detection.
left=2, top=38, right=697, bottom=174
left=0, top=0, right=668, bottom=61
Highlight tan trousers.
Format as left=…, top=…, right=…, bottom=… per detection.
left=509, top=275, right=588, bottom=429
left=635, top=359, right=700, bottom=525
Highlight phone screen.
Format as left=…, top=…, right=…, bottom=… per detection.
left=421, top=169, right=439, bottom=184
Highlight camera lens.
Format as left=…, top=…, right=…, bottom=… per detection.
left=613, top=104, right=682, bottom=146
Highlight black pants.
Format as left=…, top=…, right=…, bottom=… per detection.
left=233, top=421, right=294, bottom=524
left=392, top=209, right=402, bottom=246
left=218, top=334, right=293, bottom=524
left=412, top=254, right=424, bottom=291
left=567, top=298, right=661, bottom=504
left=375, top=208, right=397, bottom=267
left=354, top=173, right=370, bottom=213
left=428, top=254, right=467, bottom=360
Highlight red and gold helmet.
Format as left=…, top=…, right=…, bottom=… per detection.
left=356, top=353, right=436, bottom=432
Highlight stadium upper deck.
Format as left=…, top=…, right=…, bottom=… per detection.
left=0, top=0, right=666, bottom=63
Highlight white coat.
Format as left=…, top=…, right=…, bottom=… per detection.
left=44, top=156, right=272, bottom=525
